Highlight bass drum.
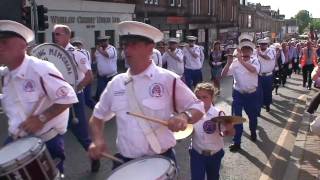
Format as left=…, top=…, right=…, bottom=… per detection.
left=31, top=43, right=78, bottom=89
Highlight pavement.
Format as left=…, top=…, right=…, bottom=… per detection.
left=283, top=86, right=320, bottom=180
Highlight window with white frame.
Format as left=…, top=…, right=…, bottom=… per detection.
left=154, top=0, right=158, bottom=5
left=170, top=0, right=174, bottom=6
left=145, top=0, right=148, bottom=4
left=248, top=15, right=252, bottom=28
left=177, top=0, right=181, bottom=7
left=149, top=0, right=154, bottom=4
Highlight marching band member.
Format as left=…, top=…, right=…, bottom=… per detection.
left=190, top=82, right=234, bottom=180
left=88, top=21, right=204, bottom=169
left=183, top=36, right=204, bottom=89
left=221, top=41, right=260, bottom=151
left=257, top=38, right=276, bottom=112
left=94, top=35, right=118, bottom=100
left=151, top=48, right=163, bottom=67
left=53, top=24, right=100, bottom=172
left=0, top=20, right=78, bottom=176
left=162, top=37, right=184, bottom=77
left=71, top=37, right=96, bottom=109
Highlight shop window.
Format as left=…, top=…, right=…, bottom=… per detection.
left=149, top=0, right=153, bottom=4
left=144, top=0, right=148, bottom=4
left=154, top=0, right=158, bottom=5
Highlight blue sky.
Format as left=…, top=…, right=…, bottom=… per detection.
left=247, top=0, right=320, bottom=19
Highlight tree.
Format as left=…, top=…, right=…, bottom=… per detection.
left=295, top=10, right=312, bottom=34
left=311, top=19, right=320, bottom=31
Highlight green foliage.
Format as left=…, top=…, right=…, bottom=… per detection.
left=295, top=10, right=312, bottom=34
left=311, top=20, right=320, bottom=31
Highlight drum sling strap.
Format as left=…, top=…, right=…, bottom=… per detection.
left=126, top=78, right=162, bottom=154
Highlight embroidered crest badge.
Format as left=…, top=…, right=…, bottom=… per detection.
left=203, top=120, right=216, bottom=134
left=56, top=86, right=68, bottom=97
left=23, top=79, right=35, bottom=92
left=149, top=83, right=164, bottom=97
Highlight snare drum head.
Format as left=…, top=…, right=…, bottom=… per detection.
left=107, top=156, right=174, bottom=180
left=0, top=137, right=43, bottom=168
left=31, top=43, right=78, bottom=89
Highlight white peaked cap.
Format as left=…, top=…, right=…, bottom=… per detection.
left=0, top=20, right=34, bottom=43
left=186, top=36, right=197, bottom=41
left=239, top=41, right=255, bottom=50
left=238, top=33, right=254, bottom=42
left=118, top=21, right=164, bottom=43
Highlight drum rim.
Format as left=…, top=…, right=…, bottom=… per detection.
left=31, top=43, right=78, bottom=90
left=106, top=155, right=176, bottom=179
left=0, top=137, right=45, bottom=175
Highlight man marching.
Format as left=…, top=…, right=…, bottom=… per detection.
left=257, top=38, right=276, bottom=112
left=0, top=20, right=78, bottom=177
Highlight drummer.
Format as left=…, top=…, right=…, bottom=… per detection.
left=53, top=24, right=99, bottom=172
left=221, top=41, right=260, bottom=152
left=190, top=82, right=234, bottom=180
left=88, top=21, right=204, bottom=169
left=0, top=20, right=78, bottom=176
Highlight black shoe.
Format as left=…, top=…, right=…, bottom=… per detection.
left=229, top=144, right=241, bottom=152
left=91, top=159, right=101, bottom=173
left=250, top=133, right=257, bottom=142
left=266, top=105, right=270, bottom=112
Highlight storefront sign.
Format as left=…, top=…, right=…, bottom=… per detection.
left=50, top=16, right=121, bottom=24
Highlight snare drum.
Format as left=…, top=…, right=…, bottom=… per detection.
left=106, top=156, right=177, bottom=180
left=0, top=137, right=59, bottom=180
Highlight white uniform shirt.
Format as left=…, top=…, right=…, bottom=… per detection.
left=151, top=48, right=162, bottom=67
left=65, top=43, right=91, bottom=85
left=162, top=48, right=184, bottom=76
left=258, top=48, right=276, bottom=73
left=192, top=105, right=224, bottom=153
left=95, top=44, right=118, bottom=77
left=93, top=62, right=204, bottom=158
left=227, top=57, right=260, bottom=92
left=183, top=45, right=203, bottom=70
left=80, top=48, right=92, bottom=65
left=1, top=55, right=78, bottom=137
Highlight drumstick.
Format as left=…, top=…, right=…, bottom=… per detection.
left=126, top=112, right=169, bottom=126
left=101, top=152, right=124, bottom=164
left=71, top=107, right=79, bottom=124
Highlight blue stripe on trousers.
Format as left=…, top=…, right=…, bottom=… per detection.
left=232, top=89, right=259, bottom=145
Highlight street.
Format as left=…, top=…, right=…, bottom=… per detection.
left=0, top=65, right=314, bottom=180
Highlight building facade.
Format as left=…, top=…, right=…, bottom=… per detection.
left=35, top=0, right=135, bottom=49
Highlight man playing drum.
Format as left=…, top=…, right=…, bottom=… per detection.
left=0, top=20, right=78, bottom=177
left=88, top=21, right=204, bottom=169
left=53, top=24, right=100, bottom=172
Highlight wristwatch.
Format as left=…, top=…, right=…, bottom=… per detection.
left=182, top=110, right=192, bottom=121
left=38, top=114, right=48, bottom=123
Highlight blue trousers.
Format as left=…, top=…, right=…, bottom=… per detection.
left=68, top=92, right=91, bottom=151
left=190, top=148, right=224, bottom=180
left=259, top=75, right=273, bottom=106
left=95, top=74, right=114, bottom=100
left=232, top=89, right=259, bottom=145
left=4, top=135, right=65, bottom=173
left=184, top=68, right=203, bottom=89
left=84, top=83, right=96, bottom=109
